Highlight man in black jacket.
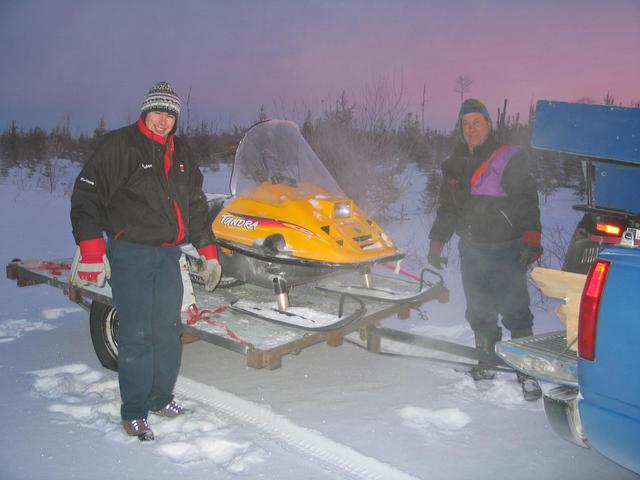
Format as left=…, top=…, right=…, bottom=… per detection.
left=428, top=99, right=542, bottom=400
left=70, top=81, right=221, bottom=440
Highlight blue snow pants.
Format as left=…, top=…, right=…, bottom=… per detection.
left=107, top=239, right=183, bottom=421
left=459, top=237, right=533, bottom=337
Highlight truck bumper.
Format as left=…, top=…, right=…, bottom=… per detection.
left=496, top=331, right=577, bottom=386
left=543, top=385, right=588, bottom=448
left=498, top=332, right=589, bottom=448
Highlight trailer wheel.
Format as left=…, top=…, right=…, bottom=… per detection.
left=89, top=301, right=118, bottom=371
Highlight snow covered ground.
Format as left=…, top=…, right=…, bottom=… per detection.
left=1, top=163, right=638, bottom=480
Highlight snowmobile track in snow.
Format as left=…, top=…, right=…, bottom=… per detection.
left=176, top=376, right=420, bottom=480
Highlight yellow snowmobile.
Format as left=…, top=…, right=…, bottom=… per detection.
left=202, top=120, right=435, bottom=326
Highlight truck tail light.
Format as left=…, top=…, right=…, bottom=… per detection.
left=578, top=259, right=610, bottom=361
left=595, top=223, right=622, bottom=236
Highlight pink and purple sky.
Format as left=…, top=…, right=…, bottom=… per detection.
left=1, top=0, right=639, bottom=134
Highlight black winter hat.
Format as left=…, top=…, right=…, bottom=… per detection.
left=141, top=81, right=181, bottom=118
left=456, top=98, right=492, bottom=142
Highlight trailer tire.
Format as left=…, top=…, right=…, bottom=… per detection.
left=89, top=301, right=118, bottom=371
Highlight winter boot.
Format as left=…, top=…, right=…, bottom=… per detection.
left=152, top=399, right=185, bottom=418
left=122, top=418, right=154, bottom=441
left=511, top=328, right=542, bottom=401
left=470, top=329, right=502, bottom=381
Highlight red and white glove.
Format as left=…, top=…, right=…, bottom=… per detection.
left=522, top=230, right=543, bottom=264
left=198, top=244, right=222, bottom=292
left=77, top=238, right=110, bottom=287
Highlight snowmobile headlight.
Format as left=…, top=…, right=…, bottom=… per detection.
left=333, top=202, right=351, bottom=218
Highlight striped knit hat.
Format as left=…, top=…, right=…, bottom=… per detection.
left=456, top=98, right=492, bottom=142
left=141, top=81, right=181, bottom=117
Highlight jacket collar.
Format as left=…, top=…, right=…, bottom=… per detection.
left=454, top=134, right=500, bottom=159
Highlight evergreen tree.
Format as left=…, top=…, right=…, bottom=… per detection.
left=93, top=116, right=108, bottom=139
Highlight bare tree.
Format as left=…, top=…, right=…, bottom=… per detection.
left=185, top=87, right=192, bottom=135
left=421, top=82, right=428, bottom=134
left=306, top=79, right=409, bottom=214
left=453, top=75, right=473, bottom=105
left=357, top=76, right=406, bottom=133
left=271, top=96, right=310, bottom=124
left=44, top=123, right=70, bottom=193
left=603, top=91, right=616, bottom=106
left=257, top=104, right=268, bottom=122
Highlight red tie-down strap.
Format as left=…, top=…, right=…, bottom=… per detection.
left=186, top=304, right=246, bottom=344
left=382, top=262, right=421, bottom=282
left=33, top=261, right=71, bottom=277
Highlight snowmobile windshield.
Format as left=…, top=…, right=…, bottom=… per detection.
left=230, top=120, right=344, bottom=197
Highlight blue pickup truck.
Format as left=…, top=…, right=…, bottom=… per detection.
left=497, top=100, right=640, bottom=475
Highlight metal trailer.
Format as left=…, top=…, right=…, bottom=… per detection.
left=6, top=254, right=452, bottom=371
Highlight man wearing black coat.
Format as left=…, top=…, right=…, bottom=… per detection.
left=428, top=99, right=542, bottom=400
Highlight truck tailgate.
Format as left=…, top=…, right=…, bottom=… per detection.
left=496, top=331, right=577, bottom=386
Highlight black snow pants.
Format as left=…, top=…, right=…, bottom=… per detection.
left=459, top=237, right=533, bottom=338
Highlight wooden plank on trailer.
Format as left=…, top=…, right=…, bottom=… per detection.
left=531, top=267, right=587, bottom=299
left=531, top=267, right=587, bottom=351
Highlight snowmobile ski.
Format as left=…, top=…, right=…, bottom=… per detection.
left=316, top=283, right=424, bottom=303
left=316, top=268, right=443, bottom=304
left=229, top=294, right=365, bottom=331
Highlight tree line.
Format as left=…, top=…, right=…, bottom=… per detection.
left=0, top=116, right=242, bottom=173
left=2, top=89, right=631, bottom=216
